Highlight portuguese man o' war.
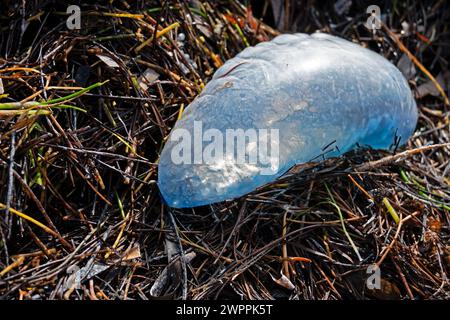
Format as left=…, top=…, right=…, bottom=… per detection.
left=158, top=33, right=418, bottom=208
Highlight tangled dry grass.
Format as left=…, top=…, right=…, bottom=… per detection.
left=0, top=0, right=448, bottom=299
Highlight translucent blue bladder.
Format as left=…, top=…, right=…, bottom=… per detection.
left=158, top=33, right=418, bottom=208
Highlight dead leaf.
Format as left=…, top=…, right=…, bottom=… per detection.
left=270, top=0, right=286, bottom=30
left=96, top=54, right=120, bottom=68
left=149, top=252, right=196, bottom=297
left=122, top=244, right=141, bottom=261
left=397, top=53, right=416, bottom=80
left=428, top=216, right=442, bottom=233
left=62, top=261, right=110, bottom=292
left=417, top=71, right=450, bottom=98
left=138, top=68, right=159, bottom=91
left=367, top=278, right=402, bottom=300
left=334, top=0, right=352, bottom=16
left=271, top=273, right=295, bottom=290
